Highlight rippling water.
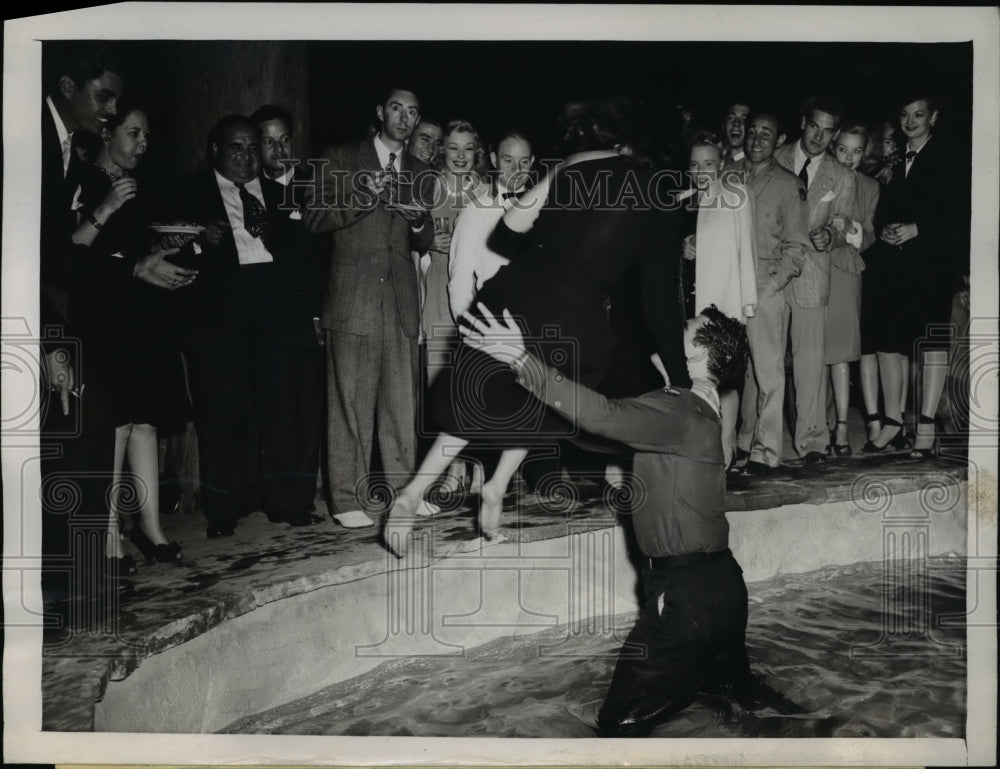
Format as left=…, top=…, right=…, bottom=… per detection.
left=224, top=559, right=966, bottom=737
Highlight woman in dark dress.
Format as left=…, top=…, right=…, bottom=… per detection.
left=871, top=90, right=965, bottom=457
left=70, top=104, right=193, bottom=572
left=385, top=99, right=690, bottom=553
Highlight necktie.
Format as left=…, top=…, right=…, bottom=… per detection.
left=237, top=183, right=273, bottom=252
left=798, top=156, right=811, bottom=188
left=384, top=152, right=398, bottom=203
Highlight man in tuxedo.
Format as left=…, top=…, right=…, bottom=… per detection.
left=250, top=104, right=327, bottom=524
left=305, top=86, right=435, bottom=528
left=176, top=114, right=321, bottom=536
left=728, top=111, right=812, bottom=474
left=771, top=97, right=855, bottom=464
left=39, top=43, right=124, bottom=602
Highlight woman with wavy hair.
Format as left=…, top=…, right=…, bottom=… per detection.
left=385, top=98, right=690, bottom=553
left=70, top=102, right=192, bottom=573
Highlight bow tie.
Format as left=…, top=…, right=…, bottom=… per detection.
left=905, top=151, right=918, bottom=161
left=501, top=190, right=520, bottom=201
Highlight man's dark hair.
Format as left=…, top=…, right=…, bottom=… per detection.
left=748, top=107, right=785, bottom=137
left=206, top=114, right=258, bottom=161
left=896, top=87, right=939, bottom=115
left=694, top=305, right=749, bottom=389
left=378, top=84, right=421, bottom=108
left=415, top=116, right=443, bottom=131
left=800, top=95, right=844, bottom=127
left=249, top=104, right=294, bottom=133
left=44, top=41, right=121, bottom=93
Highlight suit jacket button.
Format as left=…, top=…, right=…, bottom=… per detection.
left=379, top=277, right=386, bottom=283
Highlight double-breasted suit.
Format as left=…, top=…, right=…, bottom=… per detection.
left=175, top=169, right=322, bottom=531
left=308, top=138, right=434, bottom=516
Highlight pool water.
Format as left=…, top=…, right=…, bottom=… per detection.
left=223, top=559, right=966, bottom=737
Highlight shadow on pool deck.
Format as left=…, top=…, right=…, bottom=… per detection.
left=40, top=450, right=968, bottom=731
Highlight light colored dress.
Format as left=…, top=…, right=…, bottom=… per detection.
left=420, top=174, right=487, bottom=385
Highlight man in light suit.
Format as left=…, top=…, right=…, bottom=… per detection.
left=770, top=98, right=855, bottom=464
left=731, top=110, right=817, bottom=475
left=305, top=86, right=435, bottom=528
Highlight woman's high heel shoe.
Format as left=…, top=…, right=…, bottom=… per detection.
left=829, top=420, right=852, bottom=457
left=910, top=414, right=939, bottom=459
left=105, top=554, right=138, bottom=578
left=130, top=527, right=184, bottom=563
left=861, top=416, right=905, bottom=453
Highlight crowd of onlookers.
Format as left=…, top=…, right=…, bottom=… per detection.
left=38, top=42, right=970, bottom=596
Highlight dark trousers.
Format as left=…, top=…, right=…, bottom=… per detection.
left=186, top=268, right=321, bottom=530
left=597, top=550, right=751, bottom=737
left=40, top=366, right=117, bottom=616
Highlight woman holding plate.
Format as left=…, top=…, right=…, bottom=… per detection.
left=70, top=102, right=194, bottom=573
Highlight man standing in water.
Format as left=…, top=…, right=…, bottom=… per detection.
left=461, top=303, right=757, bottom=736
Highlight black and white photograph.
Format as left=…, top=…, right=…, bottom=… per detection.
left=2, top=4, right=998, bottom=766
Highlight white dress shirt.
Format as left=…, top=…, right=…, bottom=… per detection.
left=46, top=95, right=74, bottom=177
left=904, top=136, right=930, bottom=178
left=214, top=171, right=273, bottom=265
left=373, top=133, right=402, bottom=172
left=794, top=141, right=822, bottom=188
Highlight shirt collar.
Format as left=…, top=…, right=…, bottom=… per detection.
left=265, top=165, right=296, bottom=187
left=906, top=135, right=932, bottom=157
left=795, top=140, right=823, bottom=171
left=373, top=133, right=402, bottom=170
left=46, top=95, right=71, bottom=148
left=214, top=169, right=263, bottom=197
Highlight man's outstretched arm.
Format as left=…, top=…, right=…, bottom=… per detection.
left=461, top=304, right=687, bottom=453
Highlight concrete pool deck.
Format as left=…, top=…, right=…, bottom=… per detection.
left=41, top=452, right=969, bottom=732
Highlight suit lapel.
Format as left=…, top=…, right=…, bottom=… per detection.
left=807, top=155, right=835, bottom=209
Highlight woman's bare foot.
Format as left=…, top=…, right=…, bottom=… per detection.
left=478, top=482, right=504, bottom=539
left=469, top=463, right=484, bottom=496
left=383, top=495, right=418, bottom=558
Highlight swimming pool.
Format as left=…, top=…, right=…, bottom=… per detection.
left=222, top=559, right=966, bottom=738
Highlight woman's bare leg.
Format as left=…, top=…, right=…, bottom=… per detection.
left=106, top=425, right=130, bottom=559
left=480, top=448, right=530, bottom=539
left=384, top=432, right=469, bottom=556
left=860, top=354, right=881, bottom=440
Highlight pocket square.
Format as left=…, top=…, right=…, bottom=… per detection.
left=820, top=190, right=836, bottom=203
left=289, top=209, right=302, bottom=220
left=111, top=251, right=125, bottom=259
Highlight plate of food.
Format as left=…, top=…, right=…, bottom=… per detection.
left=386, top=201, right=428, bottom=213
left=148, top=223, right=206, bottom=235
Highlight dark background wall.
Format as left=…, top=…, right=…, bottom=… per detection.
left=46, top=39, right=972, bottom=178
left=306, top=40, right=973, bottom=161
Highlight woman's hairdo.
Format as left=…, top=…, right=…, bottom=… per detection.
left=444, top=119, right=482, bottom=151
left=688, top=128, right=724, bottom=154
